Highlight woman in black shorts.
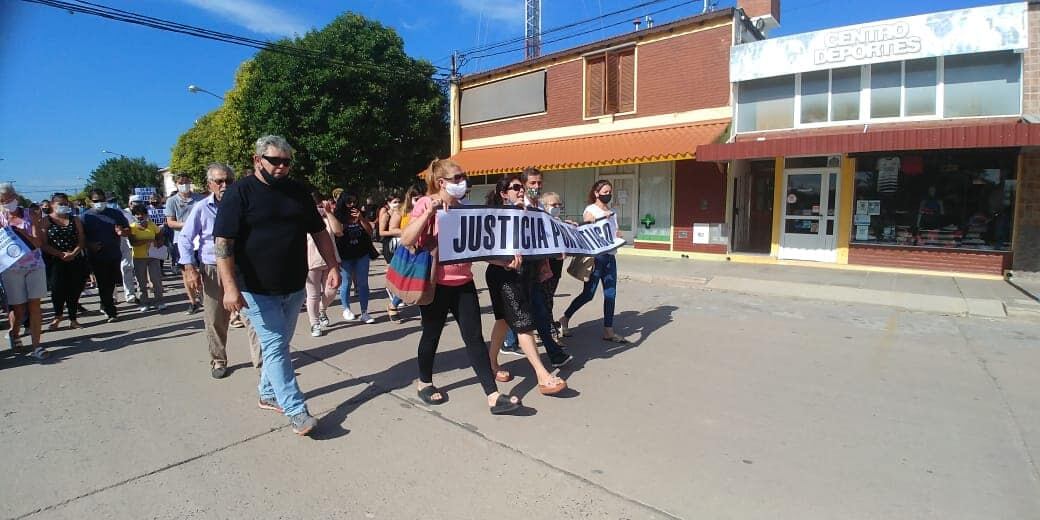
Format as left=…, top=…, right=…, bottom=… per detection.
left=485, top=174, right=566, bottom=395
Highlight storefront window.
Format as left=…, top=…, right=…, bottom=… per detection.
left=851, top=151, right=1016, bottom=251
left=830, top=66, right=861, bottom=121
left=800, top=70, right=828, bottom=124
left=636, top=162, right=672, bottom=241
left=870, top=62, right=902, bottom=118
left=542, top=167, right=596, bottom=223
left=905, top=58, right=937, bottom=116
left=737, top=75, right=795, bottom=132
left=944, top=51, right=1021, bottom=117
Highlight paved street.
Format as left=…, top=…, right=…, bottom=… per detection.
left=2, top=260, right=1039, bottom=519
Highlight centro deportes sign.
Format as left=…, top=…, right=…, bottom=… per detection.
left=815, top=22, right=922, bottom=66
left=730, top=1, right=1027, bottom=82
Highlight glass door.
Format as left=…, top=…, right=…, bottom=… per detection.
left=599, top=174, right=636, bottom=242
left=779, top=168, right=840, bottom=262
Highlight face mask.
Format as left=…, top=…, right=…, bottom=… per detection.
left=259, top=166, right=285, bottom=186
left=55, top=205, right=71, bottom=215
left=526, top=187, right=541, bottom=200
left=548, top=206, right=561, bottom=218
left=388, top=202, right=400, bottom=210
left=177, top=184, right=191, bottom=194
left=1, top=201, right=17, bottom=212
left=42, top=207, right=52, bottom=215
left=598, top=194, right=612, bottom=204
left=443, top=180, right=468, bottom=200
left=93, top=202, right=106, bottom=211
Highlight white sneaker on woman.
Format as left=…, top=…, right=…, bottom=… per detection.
left=342, top=309, right=357, bottom=321
left=310, top=324, right=323, bottom=337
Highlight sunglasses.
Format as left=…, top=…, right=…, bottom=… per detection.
left=507, top=184, right=523, bottom=192
left=262, top=155, right=292, bottom=167
left=210, top=178, right=232, bottom=185
left=441, top=173, right=465, bottom=183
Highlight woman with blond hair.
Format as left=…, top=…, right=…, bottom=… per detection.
left=400, top=159, right=522, bottom=415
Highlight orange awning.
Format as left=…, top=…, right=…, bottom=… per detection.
left=452, top=121, right=729, bottom=175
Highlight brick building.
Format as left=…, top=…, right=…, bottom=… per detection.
left=447, top=2, right=776, bottom=253
left=699, top=1, right=1040, bottom=276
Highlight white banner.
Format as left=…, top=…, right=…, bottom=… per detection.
left=436, top=206, right=625, bottom=265
left=731, top=2, right=1027, bottom=82
left=0, top=227, right=30, bottom=273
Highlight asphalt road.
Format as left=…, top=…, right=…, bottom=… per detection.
left=1, top=261, right=1038, bottom=519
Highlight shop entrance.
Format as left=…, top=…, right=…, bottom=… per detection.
left=732, top=161, right=775, bottom=253
left=780, top=168, right=840, bottom=262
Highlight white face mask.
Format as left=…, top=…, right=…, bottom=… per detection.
left=93, top=202, right=106, bottom=211
left=177, top=184, right=191, bottom=194
left=388, top=202, right=400, bottom=210
left=316, top=207, right=327, bottom=217
left=55, top=205, right=72, bottom=215
left=443, top=180, right=468, bottom=200
left=548, top=206, right=561, bottom=218
left=1, top=200, right=17, bottom=212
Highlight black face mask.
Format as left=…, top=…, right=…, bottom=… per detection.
left=259, top=166, right=285, bottom=186
left=598, top=194, right=612, bottom=204
left=42, top=208, right=52, bottom=215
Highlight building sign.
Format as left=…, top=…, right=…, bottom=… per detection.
left=731, top=2, right=1027, bottom=82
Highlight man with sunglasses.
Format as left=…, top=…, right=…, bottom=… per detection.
left=214, top=135, right=341, bottom=436
left=177, top=163, right=261, bottom=380
left=166, top=173, right=205, bottom=314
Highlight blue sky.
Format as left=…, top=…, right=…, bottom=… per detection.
left=0, top=0, right=1004, bottom=200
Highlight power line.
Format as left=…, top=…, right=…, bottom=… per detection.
left=21, top=0, right=442, bottom=80
left=464, top=0, right=695, bottom=65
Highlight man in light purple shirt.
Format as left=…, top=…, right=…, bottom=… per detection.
left=177, top=163, right=259, bottom=379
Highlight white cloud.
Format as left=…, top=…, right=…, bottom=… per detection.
left=454, top=0, right=523, bottom=26
left=180, top=0, right=311, bottom=38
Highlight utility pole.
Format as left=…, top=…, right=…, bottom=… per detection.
left=525, top=0, right=541, bottom=60
left=449, top=50, right=462, bottom=155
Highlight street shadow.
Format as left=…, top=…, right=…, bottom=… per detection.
left=292, top=323, right=423, bottom=370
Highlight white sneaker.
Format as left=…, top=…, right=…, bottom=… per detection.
left=126, top=295, right=138, bottom=304
left=310, top=324, right=323, bottom=337
left=360, top=312, right=374, bottom=324
left=138, top=305, right=149, bottom=312
left=342, top=309, right=357, bottom=321
left=318, top=312, right=331, bottom=328
left=156, top=303, right=166, bottom=311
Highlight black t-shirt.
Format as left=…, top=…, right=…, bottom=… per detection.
left=213, top=174, right=325, bottom=295
left=333, top=197, right=373, bottom=260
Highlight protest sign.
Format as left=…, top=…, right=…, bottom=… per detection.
left=0, top=226, right=30, bottom=273
left=134, top=187, right=157, bottom=198
left=436, top=206, right=625, bottom=265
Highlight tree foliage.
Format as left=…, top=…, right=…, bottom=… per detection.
left=237, top=13, right=447, bottom=193
left=87, top=156, right=162, bottom=204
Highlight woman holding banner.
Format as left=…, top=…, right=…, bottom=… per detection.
left=401, top=159, right=522, bottom=415
left=559, top=179, right=628, bottom=344
left=485, top=174, right=567, bottom=395
left=0, top=183, right=49, bottom=360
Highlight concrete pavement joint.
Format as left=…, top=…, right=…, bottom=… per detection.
left=955, top=322, right=1040, bottom=488
left=11, top=425, right=287, bottom=520
left=294, top=349, right=686, bottom=520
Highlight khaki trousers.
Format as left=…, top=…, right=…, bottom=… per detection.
left=200, top=264, right=261, bottom=368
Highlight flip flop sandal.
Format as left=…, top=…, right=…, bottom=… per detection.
left=603, top=335, right=629, bottom=344
left=490, top=394, right=522, bottom=415
left=494, top=369, right=513, bottom=383
left=538, top=378, right=567, bottom=396
left=417, top=385, right=446, bottom=405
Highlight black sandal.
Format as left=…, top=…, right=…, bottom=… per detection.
left=417, top=385, right=445, bottom=405
left=490, top=394, right=522, bottom=415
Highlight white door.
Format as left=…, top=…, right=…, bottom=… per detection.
left=779, top=168, right=840, bottom=262
left=600, top=174, right=636, bottom=242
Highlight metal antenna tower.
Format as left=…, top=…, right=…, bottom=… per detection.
left=524, top=0, right=541, bottom=59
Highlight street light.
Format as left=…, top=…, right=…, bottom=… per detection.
left=187, top=84, right=224, bottom=101
left=101, top=149, right=127, bottom=158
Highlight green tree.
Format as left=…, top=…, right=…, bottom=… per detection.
left=237, top=13, right=447, bottom=193
left=87, top=156, right=162, bottom=204
left=170, top=61, right=255, bottom=183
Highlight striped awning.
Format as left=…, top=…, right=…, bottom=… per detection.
left=451, top=121, right=729, bottom=174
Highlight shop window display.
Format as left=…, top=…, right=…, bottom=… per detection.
left=851, top=151, right=1015, bottom=251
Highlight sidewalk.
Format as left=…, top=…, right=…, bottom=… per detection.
left=616, top=249, right=1040, bottom=319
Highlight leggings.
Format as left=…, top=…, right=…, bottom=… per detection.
left=417, top=281, right=497, bottom=395
left=305, top=267, right=337, bottom=326
left=339, top=255, right=370, bottom=312
left=563, top=254, right=617, bottom=328
left=50, top=257, right=87, bottom=320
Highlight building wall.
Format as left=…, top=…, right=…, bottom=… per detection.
left=460, top=23, right=732, bottom=142
left=848, top=246, right=1011, bottom=276
left=1014, top=151, right=1040, bottom=272
left=1024, top=3, right=1040, bottom=115
left=672, top=159, right=728, bottom=253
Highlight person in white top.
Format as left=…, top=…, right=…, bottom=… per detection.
left=558, top=179, right=628, bottom=343
left=305, top=192, right=343, bottom=337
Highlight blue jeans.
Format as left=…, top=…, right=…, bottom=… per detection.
left=241, top=289, right=308, bottom=417
left=564, top=254, right=617, bottom=328
left=339, top=255, right=370, bottom=312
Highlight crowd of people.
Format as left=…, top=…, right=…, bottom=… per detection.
left=3, top=134, right=627, bottom=436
